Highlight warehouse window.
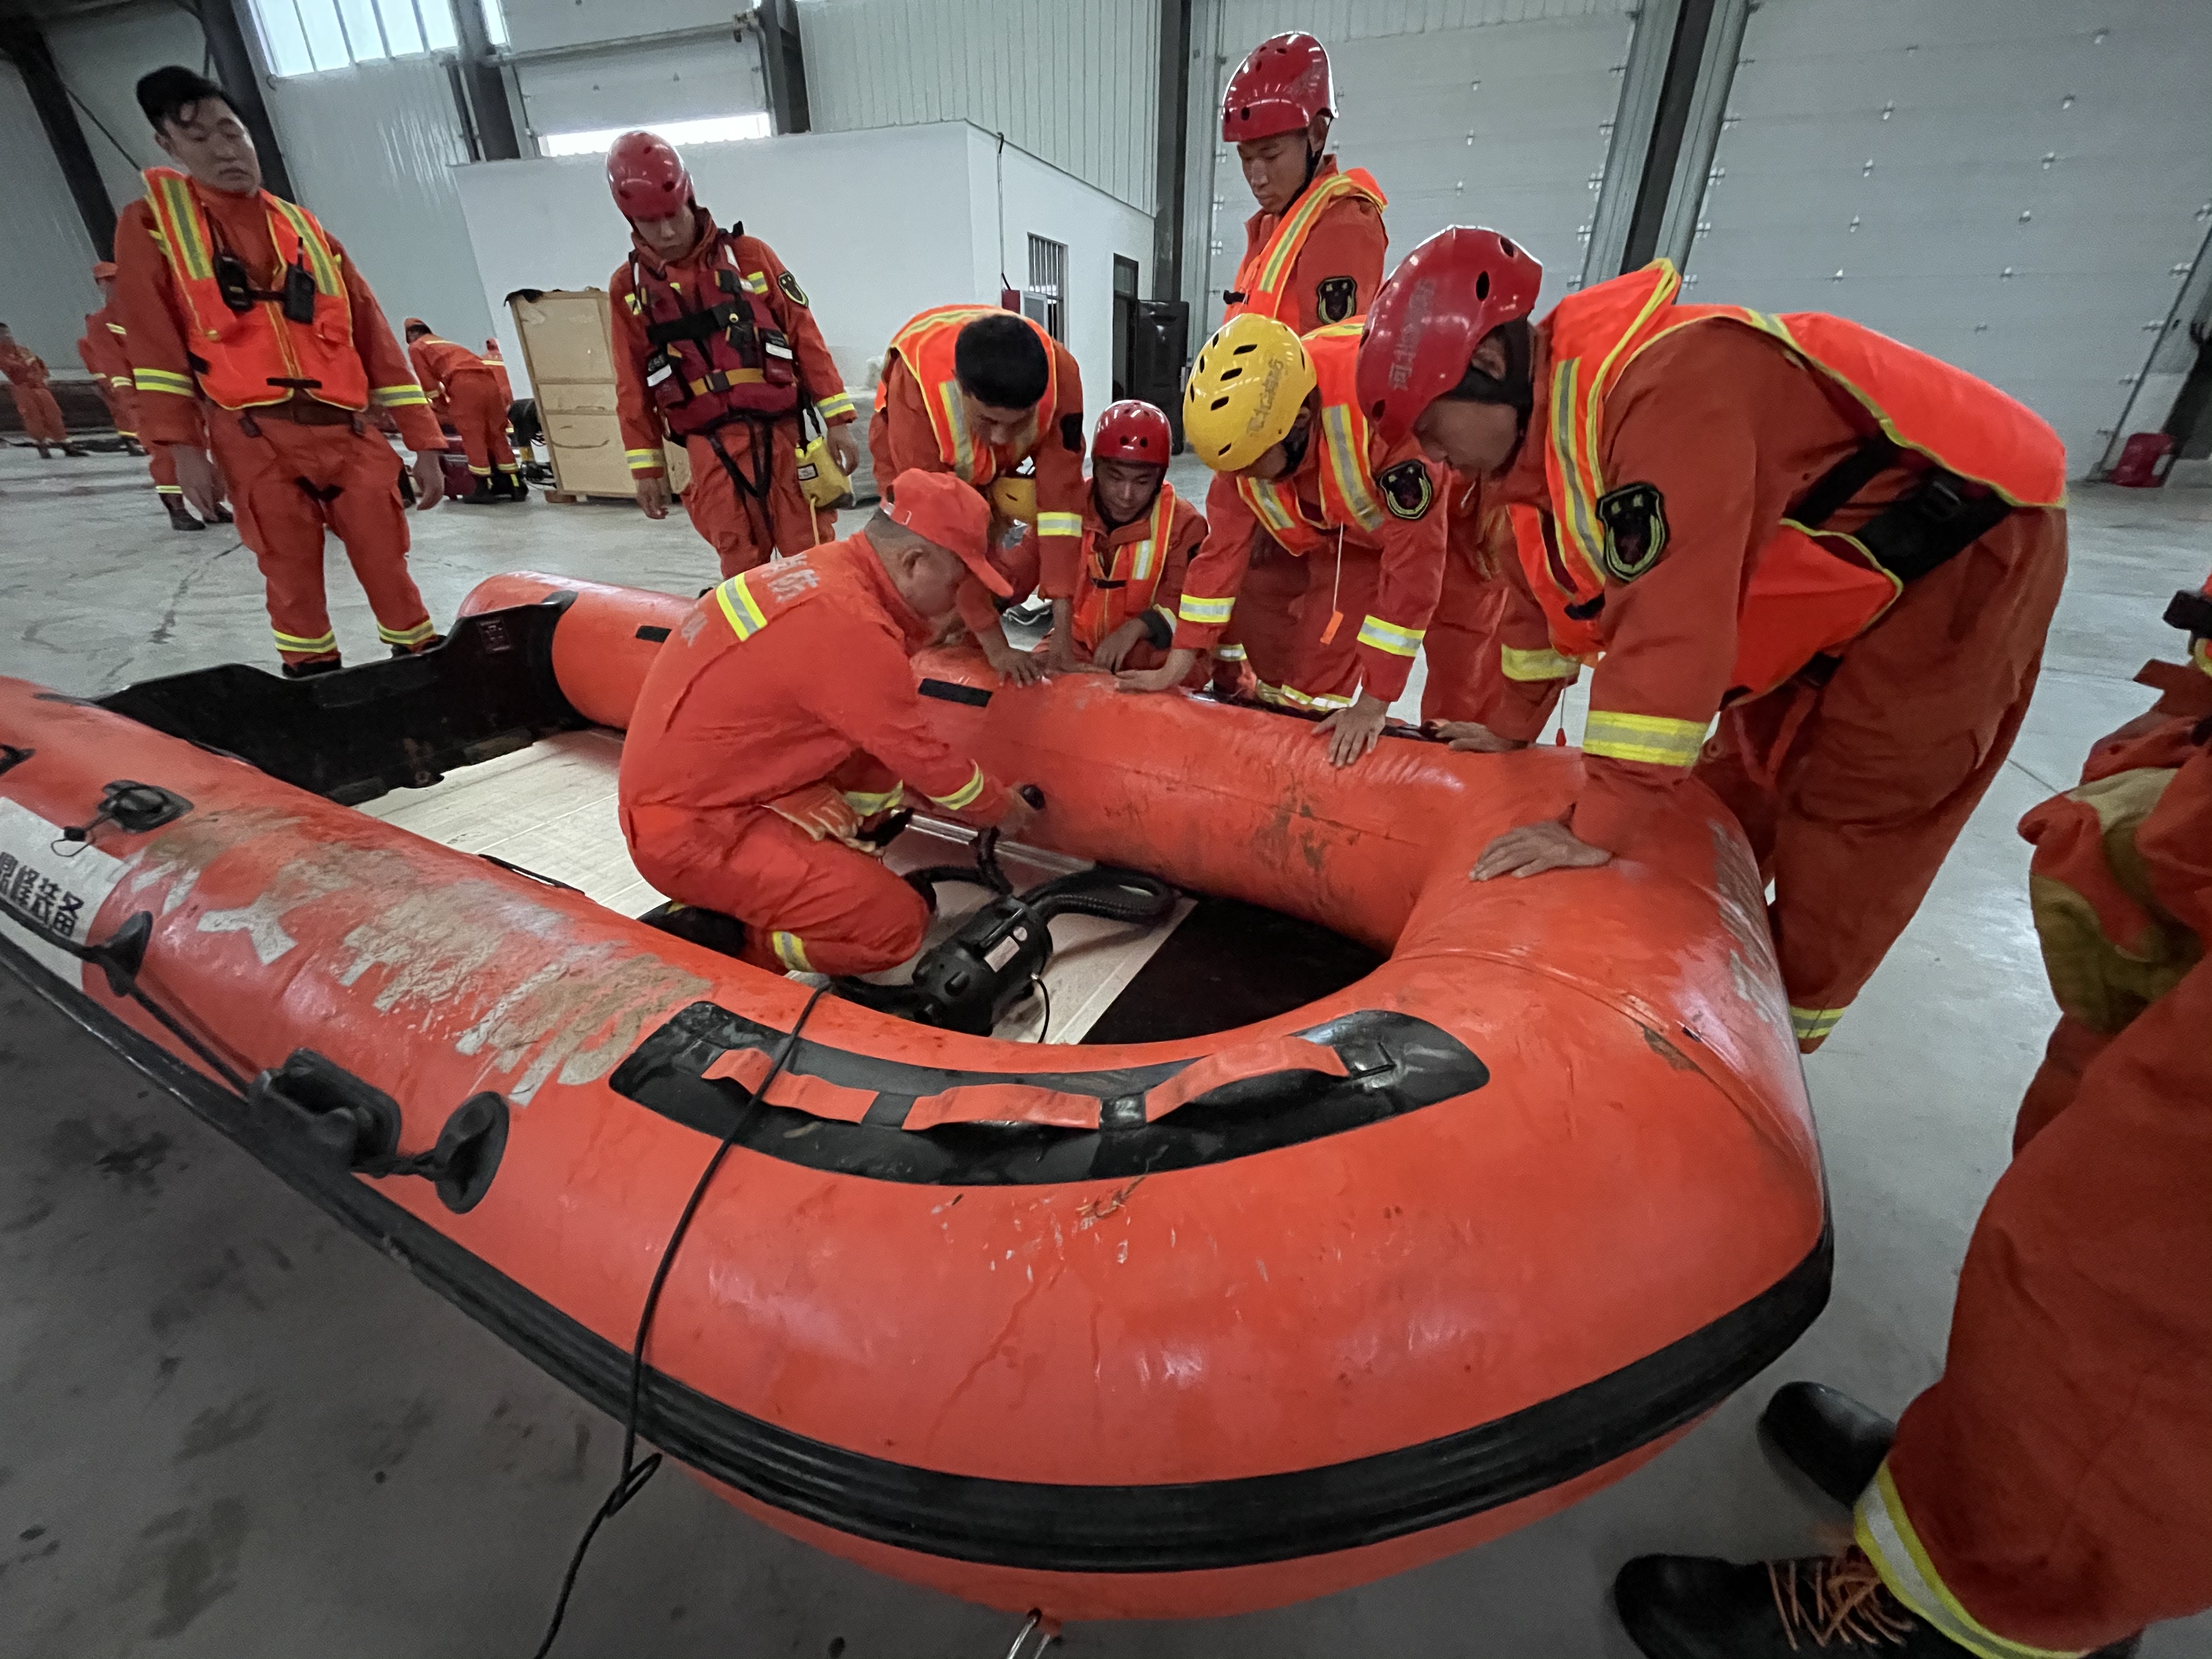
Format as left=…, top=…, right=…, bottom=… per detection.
left=538, top=112, right=771, bottom=159
left=1025, top=234, right=1067, bottom=342
left=248, top=0, right=509, bottom=77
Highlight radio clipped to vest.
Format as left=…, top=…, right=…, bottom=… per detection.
left=213, top=251, right=318, bottom=325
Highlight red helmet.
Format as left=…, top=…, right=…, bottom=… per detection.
left=1356, top=227, right=1544, bottom=443
left=1093, top=399, right=1172, bottom=464
left=1221, top=32, right=1333, bottom=144
left=607, top=130, right=691, bottom=221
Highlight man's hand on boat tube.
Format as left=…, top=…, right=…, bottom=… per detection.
left=1317, top=692, right=1390, bottom=767
left=1089, top=618, right=1151, bottom=674
left=980, top=629, right=1046, bottom=688
left=1471, top=819, right=1613, bottom=881
left=1117, top=646, right=1200, bottom=694
left=1430, top=719, right=1528, bottom=754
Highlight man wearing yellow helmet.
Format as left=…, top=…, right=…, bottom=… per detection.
left=1118, top=313, right=1444, bottom=766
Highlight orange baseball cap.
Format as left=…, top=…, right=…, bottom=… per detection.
left=886, top=470, right=1009, bottom=596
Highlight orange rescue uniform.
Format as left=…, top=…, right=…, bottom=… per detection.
left=867, top=305, right=1088, bottom=603
left=611, top=211, right=854, bottom=578
left=1173, top=323, right=1447, bottom=711
left=1222, top=157, right=1387, bottom=333
left=620, top=531, right=1013, bottom=977
left=1850, top=618, right=2212, bottom=1656
left=1418, top=473, right=1517, bottom=726
left=0, top=338, right=70, bottom=447
left=78, top=305, right=184, bottom=498
left=1478, top=264, right=2066, bottom=1049
left=978, top=479, right=1210, bottom=678
left=113, top=168, right=441, bottom=667
left=409, top=330, right=516, bottom=483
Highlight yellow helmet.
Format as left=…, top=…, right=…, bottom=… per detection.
left=1182, top=313, right=1317, bottom=473
left=988, top=473, right=1038, bottom=524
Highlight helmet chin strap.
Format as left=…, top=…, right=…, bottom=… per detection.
left=1278, top=411, right=1314, bottom=476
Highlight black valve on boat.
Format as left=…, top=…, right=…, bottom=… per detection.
left=248, top=1049, right=510, bottom=1214
left=836, top=789, right=1177, bottom=1037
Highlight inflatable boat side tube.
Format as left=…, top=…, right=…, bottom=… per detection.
left=93, top=596, right=585, bottom=806
left=612, top=1001, right=1492, bottom=1184
left=3, top=927, right=1830, bottom=1575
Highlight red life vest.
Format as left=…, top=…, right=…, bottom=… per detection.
left=625, top=227, right=799, bottom=436
left=1074, top=484, right=1181, bottom=649
left=1224, top=163, right=1387, bottom=325
left=875, top=304, right=1060, bottom=489
left=1523, top=262, right=2067, bottom=700
left=140, top=167, right=367, bottom=412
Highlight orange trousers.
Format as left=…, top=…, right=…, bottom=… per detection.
left=679, top=418, right=821, bottom=578
left=444, top=370, right=515, bottom=477
left=626, top=800, right=928, bottom=977
left=8, top=380, right=68, bottom=445
left=1696, top=510, right=2066, bottom=1034
left=1419, top=540, right=1513, bottom=725
left=1872, top=744, right=2212, bottom=1650
left=1228, top=534, right=1383, bottom=709
left=208, top=411, right=434, bottom=665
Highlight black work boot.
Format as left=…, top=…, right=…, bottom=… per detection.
left=281, top=656, right=343, bottom=680
left=638, top=901, right=748, bottom=962
left=163, top=496, right=206, bottom=532
left=1760, top=1381, right=1895, bottom=1507
left=496, top=466, right=529, bottom=501
left=466, top=473, right=501, bottom=505
left=1616, top=1549, right=2142, bottom=1659
left=208, top=500, right=233, bottom=524
left=388, top=635, right=445, bottom=659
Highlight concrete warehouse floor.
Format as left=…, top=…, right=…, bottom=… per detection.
left=2, top=437, right=2208, bottom=1659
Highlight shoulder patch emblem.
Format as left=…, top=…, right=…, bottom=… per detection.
left=1316, top=275, right=1359, bottom=325
left=778, top=269, right=809, bottom=307
left=1379, top=459, right=1434, bottom=521
left=1596, top=482, right=1668, bottom=582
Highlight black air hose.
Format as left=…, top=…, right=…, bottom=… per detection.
left=1020, top=867, right=1176, bottom=928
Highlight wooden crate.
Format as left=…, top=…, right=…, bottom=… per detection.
left=507, top=288, right=687, bottom=501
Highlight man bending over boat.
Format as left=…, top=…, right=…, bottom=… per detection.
left=1355, top=227, right=2066, bottom=1054
left=619, top=470, right=1038, bottom=977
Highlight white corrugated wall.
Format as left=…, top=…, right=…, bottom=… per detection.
left=263, top=57, right=496, bottom=346
left=799, top=0, right=1163, bottom=216
left=1682, top=0, right=2212, bottom=471
left=0, top=60, right=101, bottom=370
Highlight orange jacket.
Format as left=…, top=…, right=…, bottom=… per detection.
left=0, top=339, right=51, bottom=388
left=869, top=304, right=1088, bottom=600
left=112, top=180, right=437, bottom=450
left=1173, top=324, right=1447, bottom=703
left=78, top=308, right=135, bottom=425
left=482, top=339, right=513, bottom=405
left=1224, top=157, right=1388, bottom=332
left=620, top=531, right=1012, bottom=826
left=408, top=332, right=497, bottom=401
left=610, top=211, right=850, bottom=481
left=1483, top=268, right=2067, bottom=852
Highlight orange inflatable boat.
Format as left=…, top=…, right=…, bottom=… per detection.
left=0, top=572, right=1826, bottom=1621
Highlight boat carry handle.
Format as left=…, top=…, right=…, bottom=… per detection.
left=248, top=1049, right=510, bottom=1214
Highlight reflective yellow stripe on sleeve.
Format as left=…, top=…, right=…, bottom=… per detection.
left=771, top=931, right=813, bottom=972
left=1500, top=644, right=1581, bottom=682
left=842, top=783, right=905, bottom=816
left=739, top=272, right=770, bottom=295
left=134, top=367, right=196, bottom=397
left=929, top=763, right=989, bottom=811
left=1582, top=710, right=1707, bottom=767
left=1354, top=615, right=1425, bottom=657
left=1178, top=594, right=1234, bottom=625
left=373, top=384, right=430, bottom=408
left=625, top=449, right=663, bottom=473
left=1213, top=643, right=1247, bottom=661
left=110, top=375, right=133, bottom=390
left=816, top=390, right=856, bottom=421
left=713, top=572, right=770, bottom=640
left=1855, top=1463, right=2079, bottom=1659
left=1789, top=1006, right=1847, bottom=1045
left=1036, top=512, right=1084, bottom=538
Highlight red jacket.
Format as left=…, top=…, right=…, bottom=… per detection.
left=609, top=210, right=851, bottom=481
left=620, top=531, right=1011, bottom=826
left=408, top=333, right=497, bottom=400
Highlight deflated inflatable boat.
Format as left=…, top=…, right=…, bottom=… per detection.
left=0, top=572, right=1827, bottom=1620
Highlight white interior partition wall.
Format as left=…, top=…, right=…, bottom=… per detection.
left=0, top=61, right=101, bottom=368
left=452, top=122, right=1152, bottom=423
left=1678, top=0, right=2212, bottom=473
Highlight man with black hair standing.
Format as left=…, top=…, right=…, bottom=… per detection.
left=868, top=304, right=1087, bottom=681
left=112, top=65, right=445, bottom=676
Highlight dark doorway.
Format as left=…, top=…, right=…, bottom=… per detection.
left=1111, top=255, right=1141, bottom=402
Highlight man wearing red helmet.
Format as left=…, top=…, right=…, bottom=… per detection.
left=1607, top=584, right=2212, bottom=1659
left=966, top=400, right=1211, bottom=682
left=606, top=129, right=857, bottom=577
left=620, top=471, right=1037, bottom=978
left=869, top=305, right=1088, bottom=678
left=406, top=318, right=525, bottom=503
left=1356, top=226, right=2067, bottom=1055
